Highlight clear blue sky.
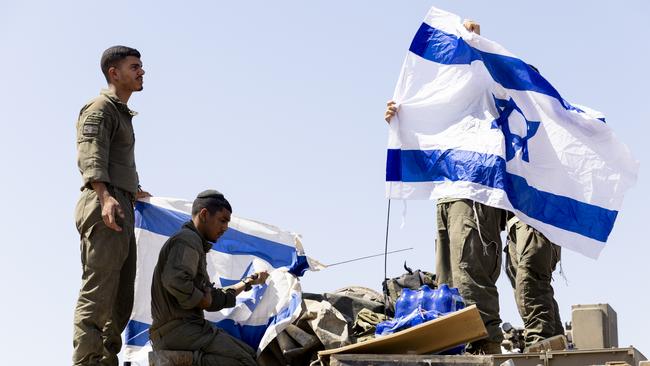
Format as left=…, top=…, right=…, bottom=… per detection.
left=1, top=1, right=648, bottom=364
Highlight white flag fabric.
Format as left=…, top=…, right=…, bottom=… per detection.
left=386, top=7, right=638, bottom=258
left=123, top=197, right=324, bottom=363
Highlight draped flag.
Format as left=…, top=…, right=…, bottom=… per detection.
left=386, top=7, right=638, bottom=258
left=123, top=197, right=324, bottom=364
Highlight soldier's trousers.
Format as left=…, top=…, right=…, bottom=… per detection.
left=73, top=187, right=136, bottom=366
left=505, top=220, right=563, bottom=347
left=152, top=319, right=258, bottom=366
left=436, top=199, right=505, bottom=344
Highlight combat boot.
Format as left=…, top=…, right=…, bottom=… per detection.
left=468, top=339, right=502, bottom=355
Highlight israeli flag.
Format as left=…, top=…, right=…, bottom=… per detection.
left=386, top=7, right=638, bottom=258
left=123, top=197, right=324, bottom=364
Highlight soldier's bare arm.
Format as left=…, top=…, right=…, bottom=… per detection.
left=228, top=271, right=269, bottom=296
left=91, top=181, right=124, bottom=232
left=203, top=271, right=269, bottom=311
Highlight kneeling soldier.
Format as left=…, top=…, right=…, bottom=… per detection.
left=149, top=190, right=268, bottom=366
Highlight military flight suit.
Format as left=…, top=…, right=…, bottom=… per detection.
left=150, top=221, right=257, bottom=366
left=505, top=215, right=563, bottom=347
left=435, top=198, right=505, bottom=352
left=73, top=89, right=139, bottom=366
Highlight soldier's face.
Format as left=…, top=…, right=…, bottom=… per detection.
left=112, top=56, right=145, bottom=92
left=202, top=208, right=231, bottom=242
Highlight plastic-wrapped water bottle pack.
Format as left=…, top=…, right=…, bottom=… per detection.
left=375, top=284, right=466, bottom=353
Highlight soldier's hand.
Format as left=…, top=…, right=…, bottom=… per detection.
left=385, top=100, right=399, bottom=123
left=100, top=195, right=124, bottom=232
left=250, top=271, right=269, bottom=286
left=198, top=288, right=212, bottom=309
left=463, top=19, right=481, bottom=35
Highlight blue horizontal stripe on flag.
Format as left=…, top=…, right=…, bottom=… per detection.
left=386, top=149, right=617, bottom=242
left=409, top=23, right=568, bottom=110
left=386, top=148, right=505, bottom=187
left=135, top=201, right=300, bottom=269
left=218, top=226, right=297, bottom=269
left=125, top=292, right=302, bottom=348
left=135, top=201, right=190, bottom=237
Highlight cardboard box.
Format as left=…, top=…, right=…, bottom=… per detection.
left=330, top=354, right=492, bottom=366
left=319, top=305, right=487, bottom=359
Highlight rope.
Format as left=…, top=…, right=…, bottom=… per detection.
left=383, top=199, right=392, bottom=316
left=472, top=200, right=498, bottom=256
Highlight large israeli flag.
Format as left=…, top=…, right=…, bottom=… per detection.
left=386, top=7, right=638, bottom=258
left=123, top=197, right=324, bottom=364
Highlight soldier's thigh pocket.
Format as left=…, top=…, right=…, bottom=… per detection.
left=456, top=217, right=501, bottom=279
left=76, top=189, right=103, bottom=234
left=81, top=222, right=130, bottom=270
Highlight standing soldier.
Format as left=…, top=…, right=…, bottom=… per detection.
left=434, top=198, right=505, bottom=354
left=384, top=20, right=505, bottom=354
left=505, top=215, right=564, bottom=349
left=73, top=46, right=150, bottom=366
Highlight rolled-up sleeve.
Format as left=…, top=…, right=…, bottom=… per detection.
left=161, top=241, right=204, bottom=310
left=76, top=107, right=113, bottom=185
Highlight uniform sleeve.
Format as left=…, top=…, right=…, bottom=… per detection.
left=161, top=241, right=205, bottom=310
left=76, top=105, right=115, bottom=186
left=205, top=288, right=237, bottom=312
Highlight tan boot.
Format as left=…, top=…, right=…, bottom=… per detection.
left=524, top=334, right=568, bottom=353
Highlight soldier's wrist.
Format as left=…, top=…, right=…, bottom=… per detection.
left=242, top=278, right=253, bottom=291
left=93, top=183, right=112, bottom=203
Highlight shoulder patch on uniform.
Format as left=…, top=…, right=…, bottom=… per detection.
left=180, top=245, right=201, bottom=270
left=82, top=124, right=99, bottom=136
left=81, top=112, right=104, bottom=137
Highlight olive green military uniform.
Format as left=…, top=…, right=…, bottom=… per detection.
left=73, top=89, right=140, bottom=366
left=435, top=198, right=505, bottom=352
left=505, top=216, right=563, bottom=347
left=150, top=221, right=257, bottom=366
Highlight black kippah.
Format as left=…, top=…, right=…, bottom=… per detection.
left=192, top=189, right=232, bottom=215
left=197, top=189, right=224, bottom=199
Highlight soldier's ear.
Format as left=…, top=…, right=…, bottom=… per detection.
left=108, top=66, right=119, bottom=82
left=200, top=208, right=208, bottom=223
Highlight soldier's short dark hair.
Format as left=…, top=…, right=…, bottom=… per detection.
left=100, top=46, right=141, bottom=82
left=192, top=189, right=232, bottom=216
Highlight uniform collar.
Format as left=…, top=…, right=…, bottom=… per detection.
left=100, top=89, right=139, bottom=116
left=183, top=221, right=213, bottom=253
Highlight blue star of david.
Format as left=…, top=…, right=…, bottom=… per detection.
left=491, top=96, right=541, bottom=162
